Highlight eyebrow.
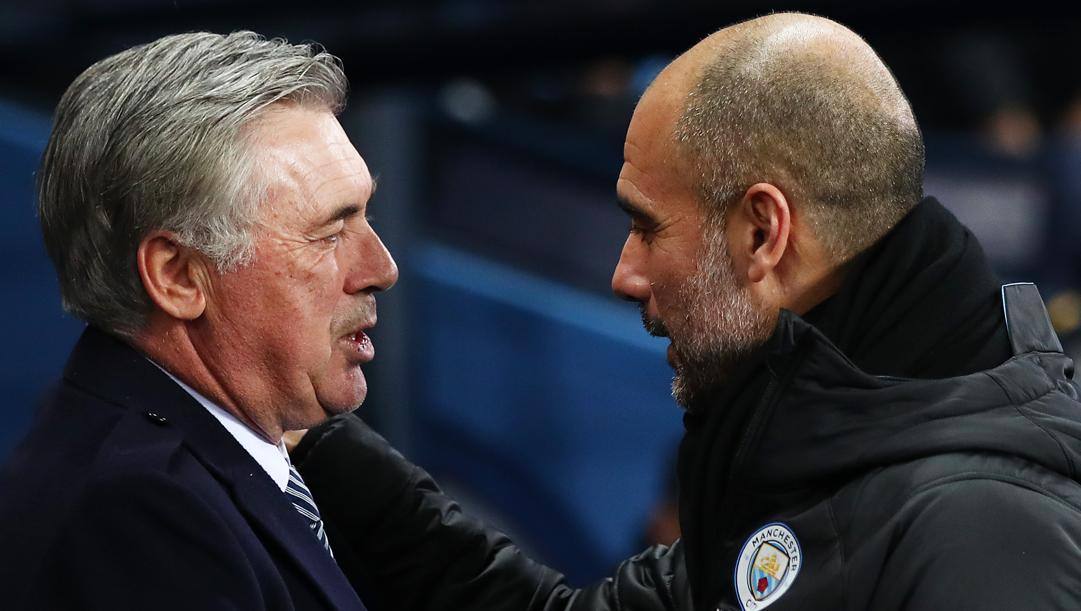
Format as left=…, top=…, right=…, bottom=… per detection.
left=313, top=178, right=378, bottom=229
left=317, top=204, right=361, bottom=229
left=616, top=194, right=655, bottom=223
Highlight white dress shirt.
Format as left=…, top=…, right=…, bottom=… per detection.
left=155, top=363, right=290, bottom=492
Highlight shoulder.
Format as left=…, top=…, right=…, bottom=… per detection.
left=33, top=474, right=266, bottom=610
left=897, top=472, right=1081, bottom=548
left=28, top=406, right=229, bottom=551
left=838, top=450, right=1081, bottom=523
left=838, top=451, right=1081, bottom=546
left=3, top=447, right=259, bottom=608
left=1, top=380, right=224, bottom=551
left=852, top=456, right=1081, bottom=609
left=3, top=378, right=196, bottom=503
left=883, top=450, right=1080, bottom=517
left=64, top=405, right=241, bottom=540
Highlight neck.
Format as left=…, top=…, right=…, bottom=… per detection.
left=134, top=319, right=282, bottom=443
left=785, top=259, right=849, bottom=316
left=800, top=197, right=1012, bottom=378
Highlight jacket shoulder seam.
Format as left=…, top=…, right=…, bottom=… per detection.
left=1014, top=401, right=1077, bottom=481
left=982, top=369, right=1016, bottom=404
left=982, top=369, right=1075, bottom=479
left=905, top=469, right=1081, bottom=516
left=60, top=375, right=133, bottom=415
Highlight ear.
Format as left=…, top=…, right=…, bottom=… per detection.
left=136, top=231, right=209, bottom=321
left=732, top=183, right=791, bottom=284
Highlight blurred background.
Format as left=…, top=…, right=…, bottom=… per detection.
left=4, top=0, right=1081, bottom=586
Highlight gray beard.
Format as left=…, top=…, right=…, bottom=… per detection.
left=658, top=225, right=775, bottom=411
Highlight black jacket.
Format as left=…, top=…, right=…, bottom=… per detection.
left=295, top=200, right=1081, bottom=610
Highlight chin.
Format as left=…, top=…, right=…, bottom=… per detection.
left=313, top=367, right=368, bottom=411
left=330, top=396, right=366, bottom=415
left=315, top=391, right=365, bottom=417
left=671, top=374, right=692, bottom=409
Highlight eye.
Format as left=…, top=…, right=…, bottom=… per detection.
left=630, top=221, right=656, bottom=244
left=321, top=231, right=343, bottom=246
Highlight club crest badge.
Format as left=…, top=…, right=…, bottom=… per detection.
left=733, top=522, right=802, bottom=610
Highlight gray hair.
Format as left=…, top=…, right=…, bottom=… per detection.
left=674, top=14, right=925, bottom=261
left=38, top=31, right=348, bottom=338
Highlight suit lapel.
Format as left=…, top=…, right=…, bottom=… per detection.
left=226, top=461, right=364, bottom=609
left=64, top=327, right=365, bottom=610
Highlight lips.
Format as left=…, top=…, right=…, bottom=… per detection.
left=640, top=306, right=669, bottom=338
left=343, top=327, right=375, bottom=362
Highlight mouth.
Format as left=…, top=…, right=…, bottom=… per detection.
left=341, top=321, right=376, bottom=363
left=640, top=309, right=669, bottom=338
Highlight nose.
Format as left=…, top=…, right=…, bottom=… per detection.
left=611, top=234, right=650, bottom=303
left=344, top=227, right=399, bottom=294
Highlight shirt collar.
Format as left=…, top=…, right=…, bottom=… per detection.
left=151, top=360, right=291, bottom=492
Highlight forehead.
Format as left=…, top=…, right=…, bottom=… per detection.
left=617, top=82, right=695, bottom=212
left=249, top=106, right=373, bottom=222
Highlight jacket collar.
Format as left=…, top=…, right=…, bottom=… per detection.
left=679, top=282, right=1080, bottom=611
left=803, top=197, right=1012, bottom=379
left=63, top=327, right=365, bottom=610
left=743, top=282, right=1076, bottom=491
left=1002, top=282, right=1064, bottom=355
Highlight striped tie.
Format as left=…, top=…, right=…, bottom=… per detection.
left=286, top=462, right=334, bottom=558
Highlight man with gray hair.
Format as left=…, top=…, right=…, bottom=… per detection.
left=290, top=12, right=1081, bottom=611
left=0, top=31, right=393, bottom=609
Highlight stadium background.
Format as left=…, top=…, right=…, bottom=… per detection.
left=3, top=0, right=1081, bottom=584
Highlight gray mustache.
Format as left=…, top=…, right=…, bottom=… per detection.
left=640, top=305, right=668, bottom=338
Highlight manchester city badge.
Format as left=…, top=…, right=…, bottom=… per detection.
left=733, top=522, right=802, bottom=610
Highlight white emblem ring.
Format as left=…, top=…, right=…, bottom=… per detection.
left=732, top=522, right=802, bottom=611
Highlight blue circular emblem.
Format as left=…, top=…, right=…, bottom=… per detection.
left=733, top=522, right=802, bottom=610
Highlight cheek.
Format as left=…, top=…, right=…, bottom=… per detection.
left=649, top=262, right=685, bottom=300
left=227, top=263, right=342, bottom=356
left=280, top=253, right=343, bottom=312
left=653, top=269, right=699, bottom=318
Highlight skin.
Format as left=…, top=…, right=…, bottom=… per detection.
left=612, top=60, right=712, bottom=369
left=612, top=16, right=859, bottom=374
left=135, top=104, right=398, bottom=443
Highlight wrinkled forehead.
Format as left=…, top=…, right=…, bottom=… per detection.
left=260, top=143, right=372, bottom=204
left=248, top=107, right=374, bottom=222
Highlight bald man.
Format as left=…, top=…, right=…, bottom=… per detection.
left=292, top=13, right=1081, bottom=611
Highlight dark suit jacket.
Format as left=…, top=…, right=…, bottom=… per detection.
left=0, top=326, right=366, bottom=610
